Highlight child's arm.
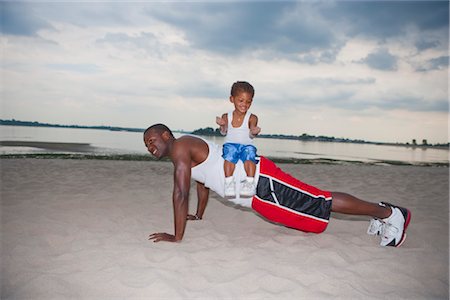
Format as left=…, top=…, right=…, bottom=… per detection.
left=249, top=114, right=261, bottom=138
left=216, top=113, right=228, bottom=135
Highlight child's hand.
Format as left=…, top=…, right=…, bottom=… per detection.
left=216, top=116, right=226, bottom=126
left=216, top=116, right=227, bottom=135
left=250, top=126, right=261, bottom=137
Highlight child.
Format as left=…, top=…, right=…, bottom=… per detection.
left=216, top=81, right=261, bottom=197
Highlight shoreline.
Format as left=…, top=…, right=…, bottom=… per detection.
left=1, top=152, right=448, bottom=167
left=2, top=122, right=449, bottom=149
left=1, top=140, right=448, bottom=167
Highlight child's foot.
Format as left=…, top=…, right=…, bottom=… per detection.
left=240, top=179, right=256, bottom=197
left=224, top=180, right=236, bottom=197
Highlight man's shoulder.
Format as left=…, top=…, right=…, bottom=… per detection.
left=175, top=135, right=208, bottom=149
left=174, top=135, right=210, bottom=166
left=177, top=134, right=203, bottom=142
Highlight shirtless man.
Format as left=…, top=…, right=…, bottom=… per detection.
left=144, top=123, right=411, bottom=247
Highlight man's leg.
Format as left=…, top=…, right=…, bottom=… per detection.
left=331, top=192, right=411, bottom=247
left=330, top=192, right=390, bottom=218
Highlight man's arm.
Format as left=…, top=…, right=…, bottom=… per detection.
left=149, top=144, right=191, bottom=243
left=187, top=182, right=209, bottom=220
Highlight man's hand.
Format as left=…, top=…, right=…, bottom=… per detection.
left=148, top=232, right=179, bottom=243
left=186, top=214, right=202, bottom=221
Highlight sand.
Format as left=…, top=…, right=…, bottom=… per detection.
left=1, top=158, right=448, bottom=299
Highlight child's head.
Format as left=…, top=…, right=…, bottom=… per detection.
left=229, top=81, right=255, bottom=114
left=230, top=81, right=255, bottom=98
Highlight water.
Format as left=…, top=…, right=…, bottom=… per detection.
left=1, top=125, right=448, bottom=164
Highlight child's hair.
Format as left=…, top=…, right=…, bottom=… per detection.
left=230, top=81, right=255, bottom=98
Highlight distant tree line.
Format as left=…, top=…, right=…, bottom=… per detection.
left=0, top=119, right=144, bottom=133
left=192, top=126, right=372, bottom=144
left=2, top=119, right=448, bottom=148
left=191, top=126, right=449, bottom=148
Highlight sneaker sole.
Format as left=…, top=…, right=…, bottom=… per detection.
left=383, top=202, right=411, bottom=247
left=396, top=209, right=411, bottom=248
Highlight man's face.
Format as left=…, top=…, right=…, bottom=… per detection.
left=144, top=130, right=167, bottom=159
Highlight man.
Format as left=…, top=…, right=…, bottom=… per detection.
left=144, top=124, right=411, bottom=247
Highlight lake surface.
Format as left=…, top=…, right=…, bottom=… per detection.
left=0, top=125, right=448, bottom=164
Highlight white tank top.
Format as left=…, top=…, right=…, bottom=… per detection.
left=190, top=136, right=259, bottom=207
left=224, top=111, right=253, bottom=145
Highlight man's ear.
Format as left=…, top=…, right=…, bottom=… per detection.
left=161, top=131, right=171, bottom=141
left=229, top=96, right=234, bottom=103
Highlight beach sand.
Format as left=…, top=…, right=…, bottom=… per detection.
left=1, top=158, right=448, bottom=299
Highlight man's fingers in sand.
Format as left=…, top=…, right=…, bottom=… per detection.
left=148, top=232, right=176, bottom=243
left=187, top=214, right=201, bottom=221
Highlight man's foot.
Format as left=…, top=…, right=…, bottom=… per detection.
left=379, top=202, right=411, bottom=247
left=367, top=218, right=384, bottom=236
left=224, top=180, right=236, bottom=197
left=240, top=180, right=256, bottom=197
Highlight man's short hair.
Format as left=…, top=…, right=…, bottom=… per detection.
left=144, top=123, right=174, bottom=137
left=231, top=81, right=255, bottom=98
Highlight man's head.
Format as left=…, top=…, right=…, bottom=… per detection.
left=143, top=124, right=174, bottom=159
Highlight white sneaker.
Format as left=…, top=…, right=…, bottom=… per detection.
left=367, top=218, right=384, bottom=236
left=240, top=180, right=256, bottom=197
left=379, top=202, right=412, bottom=247
left=224, top=180, right=236, bottom=197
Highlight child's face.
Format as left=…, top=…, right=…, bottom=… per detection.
left=230, top=92, right=253, bottom=114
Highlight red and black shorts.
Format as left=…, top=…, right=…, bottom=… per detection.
left=252, top=156, right=332, bottom=233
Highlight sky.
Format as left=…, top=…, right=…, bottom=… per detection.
left=1, top=1, right=449, bottom=144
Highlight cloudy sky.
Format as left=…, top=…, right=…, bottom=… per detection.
left=1, top=1, right=448, bottom=143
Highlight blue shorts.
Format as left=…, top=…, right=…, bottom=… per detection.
left=222, top=143, right=257, bottom=164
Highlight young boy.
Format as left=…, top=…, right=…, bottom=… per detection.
left=216, top=81, right=261, bottom=197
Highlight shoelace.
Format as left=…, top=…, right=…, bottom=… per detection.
left=225, top=181, right=234, bottom=188
left=242, top=181, right=254, bottom=190
left=369, top=220, right=384, bottom=234
left=382, top=223, right=400, bottom=238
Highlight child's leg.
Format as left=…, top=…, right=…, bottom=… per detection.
left=224, top=160, right=236, bottom=177
left=222, top=143, right=240, bottom=197
left=224, top=161, right=236, bottom=196
left=222, top=143, right=240, bottom=177
left=240, top=145, right=258, bottom=196
left=243, top=160, right=256, bottom=177
left=241, top=144, right=257, bottom=178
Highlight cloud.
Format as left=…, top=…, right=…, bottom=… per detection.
left=360, top=48, right=398, bottom=71
left=148, top=2, right=340, bottom=59
left=96, top=32, right=166, bottom=59
left=1, top=1, right=448, bottom=143
left=416, top=56, right=449, bottom=72
left=46, top=63, right=101, bottom=74
left=375, top=96, right=449, bottom=112
left=415, top=39, right=441, bottom=51
left=323, top=1, right=449, bottom=39
left=0, top=2, right=52, bottom=36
